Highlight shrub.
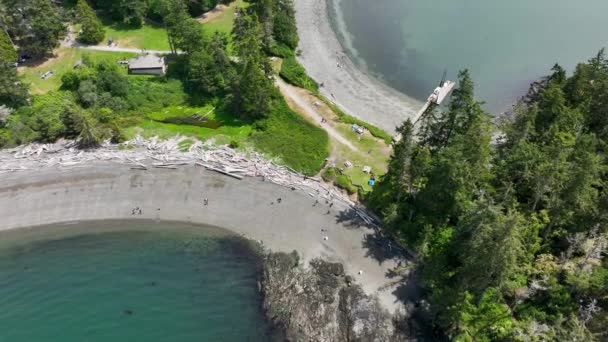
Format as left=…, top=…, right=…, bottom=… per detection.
left=61, top=71, right=82, bottom=91
left=126, top=78, right=187, bottom=113
left=322, top=167, right=337, bottom=182
left=229, top=139, right=239, bottom=149
left=269, top=43, right=295, bottom=58
left=110, top=123, right=127, bottom=143
left=335, top=174, right=357, bottom=194
left=279, top=56, right=319, bottom=93
left=253, top=98, right=328, bottom=176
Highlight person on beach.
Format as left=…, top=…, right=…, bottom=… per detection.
left=277, top=198, right=282, bottom=203
left=203, top=198, right=208, bottom=206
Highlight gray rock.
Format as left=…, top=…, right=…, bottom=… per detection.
left=260, top=251, right=409, bottom=341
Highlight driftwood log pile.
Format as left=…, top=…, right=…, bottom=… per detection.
left=0, top=136, right=379, bottom=227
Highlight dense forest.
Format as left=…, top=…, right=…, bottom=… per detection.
left=370, top=52, right=608, bottom=340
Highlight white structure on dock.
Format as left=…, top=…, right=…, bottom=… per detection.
left=392, top=79, right=456, bottom=143
left=428, top=80, right=456, bottom=105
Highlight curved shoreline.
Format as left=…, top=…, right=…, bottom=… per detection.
left=0, top=161, right=410, bottom=313
left=294, top=0, right=423, bottom=134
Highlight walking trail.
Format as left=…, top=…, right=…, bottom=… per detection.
left=276, top=78, right=357, bottom=151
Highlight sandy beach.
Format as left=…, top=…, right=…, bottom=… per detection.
left=0, top=157, right=414, bottom=313
left=294, top=0, right=423, bottom=134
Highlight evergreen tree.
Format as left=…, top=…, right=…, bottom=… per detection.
left=1, top=0, right=66, bottom=58
left=187, top=32, right=233, bottom=96
left=0, top=28, right=17, bottom=64
left=230, top=53, right=274, bottom=120
left=164, top=0, right=204, bottom=55
left=0, top=63, right=28, bottom=107
left=272, top=0, right=298, bottom=49
left=76, top=0, right=105, bottom=44
left=420, top=70, right=486, bottom=151
left=229, top=10, right=275, bottom=119
left=119, top=0, right=147, bottom=26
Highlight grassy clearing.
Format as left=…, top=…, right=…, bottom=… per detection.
left=18, top=48, right=136, bottom=94
left=125, top=104, right=253, bottom=146
left=253, top=99, right=329, bottom=176
left=333, top=123, right=389, bottom=192
left=95, top=0, right=245, bottom=51
left=319, top=96, right=393, bottom=144
left=202, top=0, right=247, bottom=35
left=100, top=18, right=170, bottom=50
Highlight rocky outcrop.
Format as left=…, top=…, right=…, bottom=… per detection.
left=260, top=251, right=408, bottom=341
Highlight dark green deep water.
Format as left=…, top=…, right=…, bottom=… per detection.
left=333, top=0, right=608, bottom=112
left=0, top=221, right=282, bottom=341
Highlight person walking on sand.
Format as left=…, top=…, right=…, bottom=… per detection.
left=203, top=198, right=208, bottom=206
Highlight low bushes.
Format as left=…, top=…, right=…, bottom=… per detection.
left=279, top=56, right=319, bottom=93
left=253, top=98, right=328, bottom=176
left=322, top=167, right=358, bottom=194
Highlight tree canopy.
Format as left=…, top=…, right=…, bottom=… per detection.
left=1, top=0, right=66, bottom=58
left=370, top=55, right=608, bottom=340
left=75, top=0, right=105, bottom=44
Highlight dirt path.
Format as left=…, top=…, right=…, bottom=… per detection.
left=70, top=43, right=173, bottom=55
left=276, top=78, right=357, bottom=151
left=197, top=4, right=230, bottom=23
left=61, top=28, right=174, bottom=54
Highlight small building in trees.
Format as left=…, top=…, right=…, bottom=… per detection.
left=127, top=54, right=166, bottom=75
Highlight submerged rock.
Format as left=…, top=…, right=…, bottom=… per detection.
left=260, top=251, right=408, bottom=341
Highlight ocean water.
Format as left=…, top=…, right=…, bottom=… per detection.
left=0, top=221, right=282, bottom=341
left=332, top=0, right=608, bottom=112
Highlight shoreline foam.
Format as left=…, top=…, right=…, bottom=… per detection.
left=294, top=0, right=423, bottom=134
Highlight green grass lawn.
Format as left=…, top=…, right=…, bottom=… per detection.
left=333, top=124, right=390, bottom=192
left=125, top=104, right=253, bottom=146
left=100, top=18, right=170, bottom=51
left=202, top=0, right=247, bottom=35
left=19, top=48, right=136, bottom=94
left=96, top=0, right=246, bottom=51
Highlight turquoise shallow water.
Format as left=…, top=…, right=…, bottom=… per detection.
left=334, top=0, right=608, bottom=112
left=0, top=221, right=281, bottom=341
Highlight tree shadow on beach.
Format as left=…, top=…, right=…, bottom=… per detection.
left=334, top=207, right=371, bottom=230
left=384, top=263, right=442, bottom=341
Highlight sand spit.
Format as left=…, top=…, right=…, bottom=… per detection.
left=294, top=0, right=423, bottom=134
